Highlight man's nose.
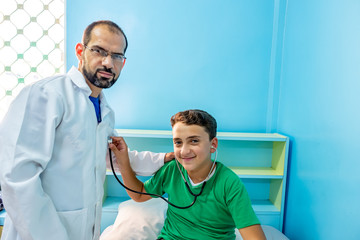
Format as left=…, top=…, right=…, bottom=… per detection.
left=102, top=55, right=114, bottom=68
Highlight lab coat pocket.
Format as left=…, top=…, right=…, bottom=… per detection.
left=58, top=208, right=87, bottom=240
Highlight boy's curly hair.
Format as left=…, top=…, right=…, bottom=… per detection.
left=170, top=109, right=217, bottom=140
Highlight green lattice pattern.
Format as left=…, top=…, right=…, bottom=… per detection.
left=0, top=0, right=65, bottom=121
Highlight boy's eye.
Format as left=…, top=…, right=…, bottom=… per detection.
left=174, top=141, right=182, bottom=145
left=190, top=139, right=199, bottom=144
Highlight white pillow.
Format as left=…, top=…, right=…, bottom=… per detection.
left=234, top=225, right=289, bottom=240
left=100, top=198, right=167, bottom=240
left=100, top=198, right=289, bottom=240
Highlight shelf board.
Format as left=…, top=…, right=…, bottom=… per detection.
left=102, top=196, right=131, bottom=211
left=252, top=200, right=280, bottom=214
left=115, top=129, right=172, bottom=138
left=230, top=167, right=283, bottom=179
left=115, top=129, right=287, bottom=142
left=217, top=132, right=287, bottom=142
left=106, top=168, right=283, bottom=179
left=0, top=210, right=6, bottom=225
left=102, top=197, right=280, bottom=214
left=106, top=169, right=119, bottom=175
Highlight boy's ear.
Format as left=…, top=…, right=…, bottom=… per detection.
left=210, top=137, right=218, bottom=153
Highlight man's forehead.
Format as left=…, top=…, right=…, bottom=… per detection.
left=88, top=27, right=126, bottom=52
left=90, top=26, right=122, bottom=40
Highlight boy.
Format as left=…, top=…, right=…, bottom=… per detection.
left=109, top=109, right=266, bottom=239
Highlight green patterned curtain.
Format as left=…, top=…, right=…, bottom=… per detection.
left=0, top=0, right=65, bottom=121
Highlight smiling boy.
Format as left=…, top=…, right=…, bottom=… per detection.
left=110, top=109, right=266, bottom=240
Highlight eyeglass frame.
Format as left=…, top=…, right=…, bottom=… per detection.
left=83, top=45, right=126, bottom=64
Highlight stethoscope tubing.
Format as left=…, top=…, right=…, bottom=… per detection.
left=109, top=148, right=207, bottom=209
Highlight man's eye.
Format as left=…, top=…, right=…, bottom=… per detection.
left=113, top=54, right=124, bottom=60
left=92, top=48, right=101, bottom=54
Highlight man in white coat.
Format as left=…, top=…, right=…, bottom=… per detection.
left=0, top=20, right=172, bottom=240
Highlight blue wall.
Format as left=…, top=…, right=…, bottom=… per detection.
left=277, top=1, right=360, bottom=239
left=66, top=0, right=275, bottom=132
left=67, top=1, right=360, bottom=239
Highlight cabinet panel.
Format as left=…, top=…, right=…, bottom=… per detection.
left=105, top=173, right=151, bottom=198
left=123, top=137, right=173, bottom=153
left=242, top=178, right=272, bottom=200
left=218, top=140, right=274, bottom=167
left=256, top=213, right=280, bottom=229
left=0, top=211, right=5, bottom=225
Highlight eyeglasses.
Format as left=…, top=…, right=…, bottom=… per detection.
left=84, top=45, right=126, bottom=64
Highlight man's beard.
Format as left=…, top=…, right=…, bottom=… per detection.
left=82, top=66, right=118, bottom=89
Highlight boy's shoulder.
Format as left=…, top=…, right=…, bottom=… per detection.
left=215, top=162, right=245, bottom=186
left=156, top=160, right=179, bottom=175
left=163, top=159, right=178, bottom=169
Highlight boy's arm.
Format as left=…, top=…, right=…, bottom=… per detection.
left=109, top=137, right=152, bottom=202
left=126, top=150, right=174, bottom=176
left=238, top=224, right=267, bottom=240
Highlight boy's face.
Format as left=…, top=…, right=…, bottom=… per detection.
left=172, top=122, right=218, bottom=177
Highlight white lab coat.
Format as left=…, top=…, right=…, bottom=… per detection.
left=0, top=67, right=164, bottom=240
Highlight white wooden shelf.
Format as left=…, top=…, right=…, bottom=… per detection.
left=102, top=129, right=289, bottom=232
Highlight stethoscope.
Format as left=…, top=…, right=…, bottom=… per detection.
left=108, top=146, right=218, bottom=209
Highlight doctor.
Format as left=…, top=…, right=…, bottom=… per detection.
left=0, top=20, right=172, bottom=240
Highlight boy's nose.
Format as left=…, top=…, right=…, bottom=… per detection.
left=181, top=145, right=191, bottom=155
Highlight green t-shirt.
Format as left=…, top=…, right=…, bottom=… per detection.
left=144, top=161, right=260, bottom=240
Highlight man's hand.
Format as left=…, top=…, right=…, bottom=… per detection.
left=109, top=136, right=151, bottom=202
left=164, top=152, right=175, bottom=163
left=109, top=136, right=129, bottom=168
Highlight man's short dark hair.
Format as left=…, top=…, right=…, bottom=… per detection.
left=83, top=20, right=128, bottom=53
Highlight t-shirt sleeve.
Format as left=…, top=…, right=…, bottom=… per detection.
left=225, top=174, right=260, bottom=229
left=143, top=162, right=170, bottom=197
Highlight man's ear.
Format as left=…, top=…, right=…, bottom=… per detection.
left=75, top=43, right=84, bottom=61
left=120, top=58, right=126, bottom=69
